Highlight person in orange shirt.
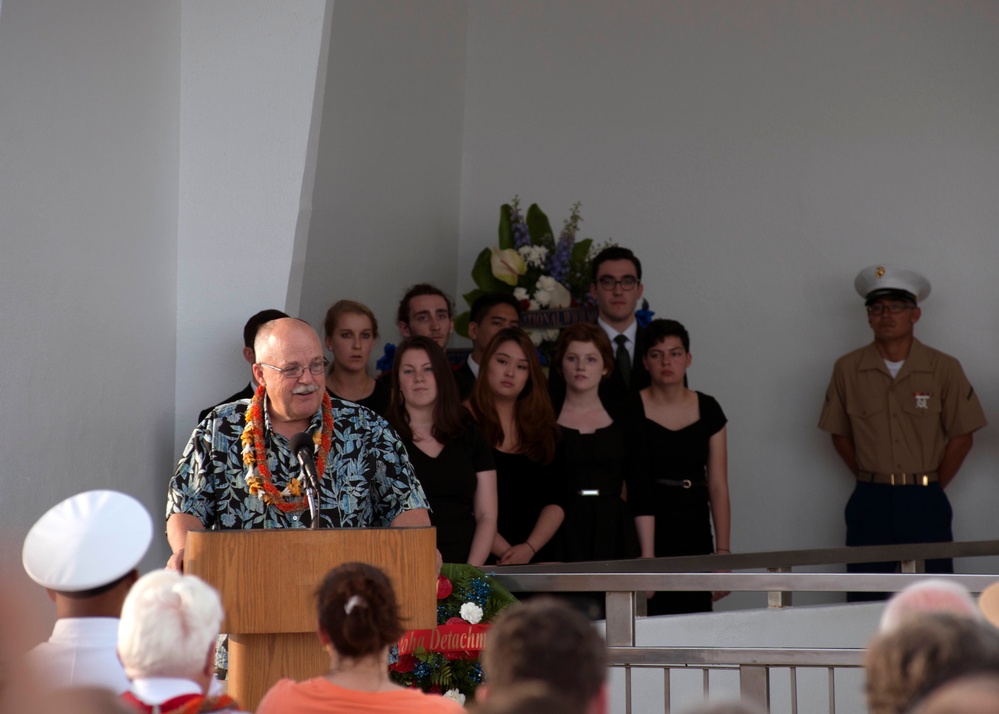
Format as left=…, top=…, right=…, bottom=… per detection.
left=256, top=563, right=463, bottom=714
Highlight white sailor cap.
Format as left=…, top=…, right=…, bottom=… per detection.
left=854, top=264, right=931, bottom=306
left=22, top=490, right=153, bottom=592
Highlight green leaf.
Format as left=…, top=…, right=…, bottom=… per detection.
left=498, top=204, right=514, bottom=251
left=470, top=248, right=507, bottom=292
left=571, top=237, right=593, bottom=264
left=462, top=288, right=486, bottom=311
left=526, top=204, right=554, bottom=249
left=454, top=311, right=470, bottom=339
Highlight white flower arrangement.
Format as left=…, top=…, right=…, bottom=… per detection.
left=444, top=689, right=466, bottom=705
left=459, top=602, right=484, bottom=624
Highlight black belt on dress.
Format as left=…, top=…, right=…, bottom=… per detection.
left=857, top=471, right=938, bottom=487
left=654, top=479, right=705, bottom=489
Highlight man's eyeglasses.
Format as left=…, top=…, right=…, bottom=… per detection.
left=597, top=276, right=640, bottom=291
left=258, top=359, right=328, bottom=379
left=867, top=303, right=914, bottom=316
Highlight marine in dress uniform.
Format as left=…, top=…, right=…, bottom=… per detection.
left=21, top=490, right=153, bottom=693
left=819, top=265, right=986, bottom=601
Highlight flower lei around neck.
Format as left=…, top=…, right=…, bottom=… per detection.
left=241, top=384, right=334, bottom=513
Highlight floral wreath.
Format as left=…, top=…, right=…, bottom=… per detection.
left=390, top=563, right=518, bottom=703
left=240, top=384, right=334, bottom=513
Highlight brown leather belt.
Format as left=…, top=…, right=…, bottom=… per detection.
left=857, top=471, right=938, bottom=486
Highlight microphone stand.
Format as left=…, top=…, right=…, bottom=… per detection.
left=305, top=484, right=319, bottom=529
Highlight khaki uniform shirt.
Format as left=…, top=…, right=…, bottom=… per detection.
left=819, top=339, right=986, bottom=475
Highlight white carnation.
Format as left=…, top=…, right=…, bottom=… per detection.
left=528, top=329, right=544, bottom=346
left=444, top=689, right=466, bottom=705
left=528, top=299, right=540, bottom=311
left=513, top=287, right=529, bottom=302
left=459, top=602, right=484, bottom=624
left=518, top=245, right=548, bottom=269
left=534, top=288, right=552, bottom=308
left=544, top=329, right=561, bottom=343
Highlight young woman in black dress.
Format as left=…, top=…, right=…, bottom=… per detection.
left=385, top=336, right=497, bottom=566
left=552, top=323, right=654, bottom=562
left=323, top=300, right=390, bottom=415
left=639, top=319, right=731, bottom=614
left=467, top=328, right=563, bottom=565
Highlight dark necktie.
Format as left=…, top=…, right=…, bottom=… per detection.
left=614, top=334, right=631, bottom=388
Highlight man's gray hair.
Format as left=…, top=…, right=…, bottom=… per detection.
left=880, top=578, right=982, bottom=633
left=117, top=569, right=223, bottom=680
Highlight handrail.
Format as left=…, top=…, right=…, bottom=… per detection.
left=492, top=539, right=999, bottom=574
left=488, top=571, right=999, bottom=593
left=606, top=647, right=865, bottom=667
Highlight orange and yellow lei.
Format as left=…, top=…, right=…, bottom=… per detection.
left=240, top=384, right=334, bottom=513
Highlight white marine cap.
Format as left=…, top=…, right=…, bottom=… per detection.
left=22, top=490, right=153, bottom=592
left=854, top=264, right=931, bottom=306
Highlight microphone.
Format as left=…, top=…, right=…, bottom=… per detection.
left=290, top=432, right=322, bottom=493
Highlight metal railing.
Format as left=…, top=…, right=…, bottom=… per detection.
left=490, top=540, right=999, bottom=713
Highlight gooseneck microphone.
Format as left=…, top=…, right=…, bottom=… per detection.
left=290, top=432, right=322, bottom=528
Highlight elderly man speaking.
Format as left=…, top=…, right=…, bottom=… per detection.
left=166, top=317, right=430, bottom=569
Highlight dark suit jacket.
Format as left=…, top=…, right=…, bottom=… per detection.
left=198, top=382, right=255, bottom=424
left=454, top=361, right=477, bottom=400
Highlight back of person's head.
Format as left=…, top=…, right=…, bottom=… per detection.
left=397, top=283, right=455, bottom=325
left=639, top=318, right=690, bottom=356
left=22, top=490, right=152, bottom=607
left=590, top=246, right=642, bottom=282
left=471, top=682, right=576, bottom=714
left=322, top=300, right=379, bottom=341
left=880, top=579, right=983, bottom=633
left=470, top=292, right=523, bottom=324
left=316, top=562, right=404, bottom=659
left=243, top=309, right=289, bottom=349
left=117, top=569, right=223, bottom=680
left=865, top=613, right=999, bottom=714
left=906, top=673, right=999, bottom=714
left=386, top=336, right=466, bottom=442
left=481, top=597, right=606, bottom=711
left=551, top=323, right=614, bottom=379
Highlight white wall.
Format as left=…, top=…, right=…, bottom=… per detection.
left=0, top=0, right=180, bottom=615
left=174, top=0, right=329, bottom=453
left=457, top=0, right=999, bottom=593
left=298, top=0, right=468, bottom=356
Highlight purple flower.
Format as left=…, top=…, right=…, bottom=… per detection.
left=548, top=234, right=573, bottom=284
left=545, top=201, right=581, bottom=283
left=376, top=343, right=396, bottom=373
left=510, top=196, right=530, bottom=249
left=635, top=300, right=655, bottom=328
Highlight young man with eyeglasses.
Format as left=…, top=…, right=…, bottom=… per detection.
left=819, top=265, right=986, bottom=600
left=590, top=247, right=650, bottom=393
left=550, top=247, right=651, bottom=420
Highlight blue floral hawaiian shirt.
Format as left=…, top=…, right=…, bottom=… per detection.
left=167, top=396, right=429, bottom=530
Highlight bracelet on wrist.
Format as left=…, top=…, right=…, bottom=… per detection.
left=525, top=542, right=536, bottom=554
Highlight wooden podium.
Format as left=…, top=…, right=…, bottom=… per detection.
left=185, top=527, right=437, bottom=711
